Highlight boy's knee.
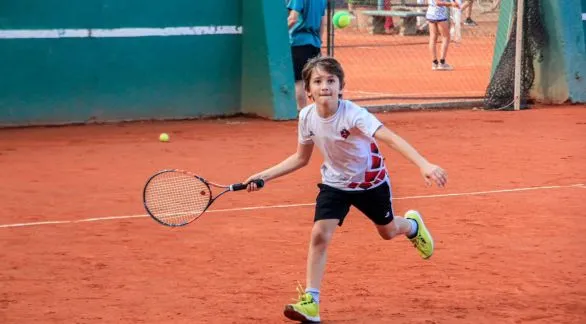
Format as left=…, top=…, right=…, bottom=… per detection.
left=310, top=227, right=334, bottom=247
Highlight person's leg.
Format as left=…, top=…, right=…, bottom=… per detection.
left=376, top=216, right=414, bottom=239
left=416, top=0, right=427, bottom=29
left=291, top=46, right=306, bottom=110
left=291, top=45, right=320, bottom=111
left=352, top=182, right=434, bottom=259
left=378, top=211, right=434, bottom=259
left=295, top=81, right=307, bottom=110
left=284, top=219, right=339, bottom=323
left=437, top=20, right=453, bottom=70
left=428, top=21, right=439, bottom=69
left=306, top=219, right=339, bottom=291
left=463, top=0, right=478, bottom=25
left=284, top=184, right=350, bottom=323
left=351, top=182, right=414, bottom=240
left=490, top=0, right=501, bottom=11
left=384, top=0, right=394, bottom=32
left=403, top=210, right=435, bottom=259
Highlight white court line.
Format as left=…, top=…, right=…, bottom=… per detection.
left=0, top=26, right=242, bottom=39
left=0, top=183, right=583, bottom=229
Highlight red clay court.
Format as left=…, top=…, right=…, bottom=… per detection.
left=1, top=106, right=585, bottom=323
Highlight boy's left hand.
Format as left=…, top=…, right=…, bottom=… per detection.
left=421, top=163, right=448, bottom=187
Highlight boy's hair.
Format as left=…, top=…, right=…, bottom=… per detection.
left=301, top=56, right=346, bottom=95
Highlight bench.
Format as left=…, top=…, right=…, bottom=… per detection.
left=361, top=10, right=425, bottom=36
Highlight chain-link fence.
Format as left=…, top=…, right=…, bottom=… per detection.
left=326, top=0, right=505, bottom=108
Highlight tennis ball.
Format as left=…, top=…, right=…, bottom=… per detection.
left=159, top=133, right=170, bottom=142
left=333, top=11, right=351, bottom=29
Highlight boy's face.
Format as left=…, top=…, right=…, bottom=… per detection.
left=307, top=67, right=342, bottom=106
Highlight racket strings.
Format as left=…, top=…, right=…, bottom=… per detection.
left=144, top=172, right=211, bottom=226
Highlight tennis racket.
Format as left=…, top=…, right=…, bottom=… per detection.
left=143, top=169, right=264, bottom=227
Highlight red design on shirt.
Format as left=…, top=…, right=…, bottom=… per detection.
left=371, top=155, right=381, bottom=169
left=348, top=142, right=387, bottom=189
left=370, top=142, right=379, bottom=153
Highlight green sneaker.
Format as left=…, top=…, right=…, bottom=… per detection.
left=283, top=285, right=320, bottom=323
left=405, top=210, right=434, bottom=259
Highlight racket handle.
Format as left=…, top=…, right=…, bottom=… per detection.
left=231, top=179, right=264, bottom=191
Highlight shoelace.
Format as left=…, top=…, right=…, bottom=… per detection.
left=292, top=281, right=314, bottom=305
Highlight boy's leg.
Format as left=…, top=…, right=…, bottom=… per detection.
left=376, top=216, right=414, bottom=239
left=350, top=182, right=413, bottom=239
left=405, top=210, right=435, bottom=259
left=306, top=219, right=339, bottom=290
left=377, top=211, right=435, bottom=259
left=350, top=182, right=434, bottom=259
left=284, top=184, right=350, bottom=323
left=284, top=219, right=338, bottom=323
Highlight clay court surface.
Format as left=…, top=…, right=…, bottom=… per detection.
left=1, top=105, right=585, bottom=323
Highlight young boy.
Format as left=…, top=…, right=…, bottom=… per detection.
left=244, top=57, right=448, bottom=323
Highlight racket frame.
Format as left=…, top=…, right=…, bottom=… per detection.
left=142, top=169, right=262, bottom=227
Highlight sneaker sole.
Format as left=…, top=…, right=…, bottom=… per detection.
left=405, top=210, right=434, bottom=259
left=283, top=305, right=321, bottom=323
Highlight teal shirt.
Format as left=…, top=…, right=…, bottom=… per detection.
left=287, top=0, right=327, bottom=48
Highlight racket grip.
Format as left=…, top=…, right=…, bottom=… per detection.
left=231, top=179, right=264, bottom=191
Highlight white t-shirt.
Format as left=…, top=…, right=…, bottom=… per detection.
left=298, top=100, right=389, bottom=191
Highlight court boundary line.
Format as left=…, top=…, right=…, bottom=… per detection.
left=1, top=183, right=583, bottom=229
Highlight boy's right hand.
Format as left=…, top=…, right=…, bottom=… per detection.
left=244, top=174, right=264, bottom=192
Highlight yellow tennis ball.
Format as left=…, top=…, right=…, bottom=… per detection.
left=337, top=14, right=351, bottom=28
left=159, top=133, right=170, bottom=142
left=333, top=11, right=351, bottom=29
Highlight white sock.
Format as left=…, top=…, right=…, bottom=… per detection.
left=407, top=219, right=418, bottom=238
left=305, top=288, right=320, bottom=304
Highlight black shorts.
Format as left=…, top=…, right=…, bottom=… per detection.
left=291, top=45, right=321, bottom=81
left=314, top=182, right=394, bottom=226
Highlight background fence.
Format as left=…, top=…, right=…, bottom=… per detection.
left=327, top=0, right=586, bottom=108
left=327, top=0, right=503, bottom=107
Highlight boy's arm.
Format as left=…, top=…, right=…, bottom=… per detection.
left=244, top=142, right=314, bottom=190
left=373, top=126, right=448, bottom=187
